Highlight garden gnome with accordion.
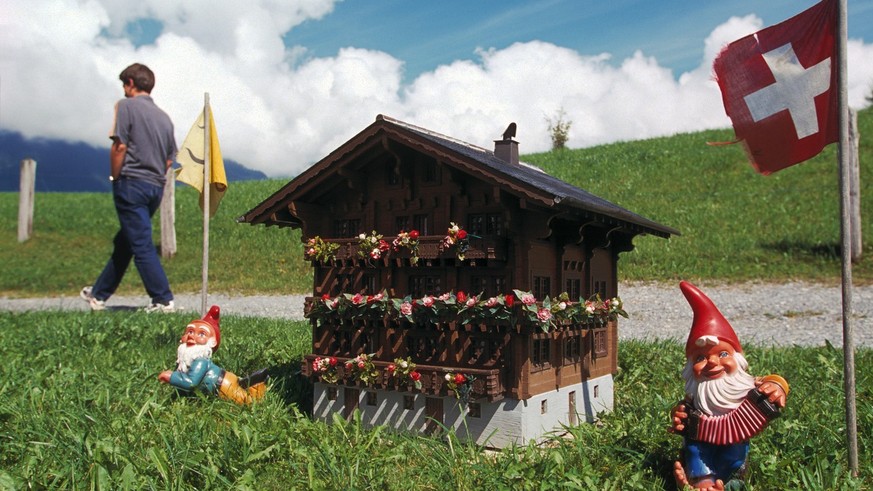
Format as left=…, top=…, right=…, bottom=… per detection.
left=158, top=305, right=267, bottom=404
left=669, top=281, right=789, bottom=490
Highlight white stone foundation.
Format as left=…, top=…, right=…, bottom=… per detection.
left=311, top=374, right=614, bottom=448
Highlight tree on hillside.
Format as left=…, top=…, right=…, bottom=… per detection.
left=545, top=108, right=572, bottom=151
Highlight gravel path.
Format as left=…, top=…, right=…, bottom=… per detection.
left=2, top=281, right=870, bottom=347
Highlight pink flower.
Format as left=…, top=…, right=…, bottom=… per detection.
left=358, top=361, right=366, bottom=369
left=536, top=308, right=553, bottom=322
left=485, top=297, right=499, bottom=308
left=438, top=292, right=452, bottom=302
left=330, top=299, right=340, bottom=309
left=400, top=302, right=413, bottom=316
left=421, top=295, right=435, bottom=308
left=585, top=301, right=595, bottom=314
left=466, top=296, right=477, bottom=308
left=352, top=293, right=365, bottom=304
left=345, top=361, right=353, bottom=369
left=521, top=293, right=536, bottom=306
left=312, top=360, right=320, bottom=371
left=307, top=248, right=316, bottom=256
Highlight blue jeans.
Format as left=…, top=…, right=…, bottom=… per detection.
left=92, top=178, right=173, bottom=304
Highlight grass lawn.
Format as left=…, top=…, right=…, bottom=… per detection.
left=0, top=311, right=869, bottom=489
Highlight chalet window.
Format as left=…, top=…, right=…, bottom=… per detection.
left=396, top=214, right=430, bottom=235
left=592, top=328, right=608, bottom=358
left=366, top=391, right=377, bottom=406
left=566, top=278, right=582, bottom=300
left=421, top=159, right=439, bottom=184
left=334, top=219, right=361, bottom=238
left=396, top=216, right=411, bottom=232
left=403, top=395, right=415, bottom=410
left=386, top=163, right=400, bottom=186
left=471, top=275, right=507, bottom=297
left=563, top=334, right=581, bottom=365
left=532, top=336, right=551, bottom=372
left=468, top=213, right=503, bottom=237
left=592, top=279, right=607, bottom=299
left=533, top=276, right=551, bottom=299
left=413, top=214, right=429, bottom=235
left=409, top=275, right=442, bottom=297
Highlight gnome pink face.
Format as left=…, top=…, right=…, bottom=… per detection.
left=180, top=321, right=217, bottom=348
left=688, top=338, right=740, bottom=381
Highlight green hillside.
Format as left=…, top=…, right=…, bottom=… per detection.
left=1, top=108, right=870, bottom=297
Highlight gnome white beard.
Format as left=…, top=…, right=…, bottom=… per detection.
left=176, top=343, right=213, bottom=373
left=683, top=352, right=756, bottom=416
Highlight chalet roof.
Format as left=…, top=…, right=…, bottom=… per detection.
left=239, top=114, right=679, bottom=239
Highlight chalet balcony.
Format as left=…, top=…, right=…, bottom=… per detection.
left=304, top=235, right=508, bottom=266
left=302, top=354, right=505, bottom=402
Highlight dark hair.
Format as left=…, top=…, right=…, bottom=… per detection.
left=119, top=63, right=155, bottom=93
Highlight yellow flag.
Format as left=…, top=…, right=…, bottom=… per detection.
left=176, top=107, right=227, bottom=217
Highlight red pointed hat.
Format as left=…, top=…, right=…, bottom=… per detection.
left=680, top=281, right=742, bottom=354
left=193, top=305, right=221, bottom=351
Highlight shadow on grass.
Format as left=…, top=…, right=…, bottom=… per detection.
left=264, top=358, right=314, bottom=415
left=760, top=240, right=841, bottom=259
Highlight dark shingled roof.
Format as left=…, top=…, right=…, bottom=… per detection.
left=240, top=114, right=679, bottom=239
left=379, top=115, right=679, bottom=238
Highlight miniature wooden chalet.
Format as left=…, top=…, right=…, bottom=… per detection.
left=240, top=115, right=678, bottom=447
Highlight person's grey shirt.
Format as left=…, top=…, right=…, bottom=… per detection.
left=110, top=95, right=176, bottom=187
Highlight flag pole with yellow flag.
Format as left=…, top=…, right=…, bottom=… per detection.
left=176, top=93, right=228, bottom=315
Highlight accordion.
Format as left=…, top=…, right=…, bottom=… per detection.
left=684, top=389, right=782, bottom=446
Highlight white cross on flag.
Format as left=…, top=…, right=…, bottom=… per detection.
left=713, top=0, right=838, bottom=175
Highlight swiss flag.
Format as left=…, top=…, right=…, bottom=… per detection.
left=713, top=0, right=838, bottom=174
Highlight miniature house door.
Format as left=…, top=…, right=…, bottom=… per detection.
left=344, top=388, right=359, bottom=420
left=424, top=397, right=443, bottom=435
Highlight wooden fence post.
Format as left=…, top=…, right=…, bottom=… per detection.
left=849, top=109, right=862, bottom=263
left=161, top=168, right=177, bottom=258
left=18, top=159, right=36, bottom=242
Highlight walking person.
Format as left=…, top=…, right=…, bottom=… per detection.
left=81, top=63, right=176, bottom=312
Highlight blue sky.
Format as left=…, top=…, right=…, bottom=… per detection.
left=2, top=0, right=872, bottom=177
left=288, top=1, right=873, bottom=81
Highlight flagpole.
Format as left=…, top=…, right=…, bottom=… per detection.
left=836, top=0, right=858, bottom=477
left=201, top=93, right=211, bottom=316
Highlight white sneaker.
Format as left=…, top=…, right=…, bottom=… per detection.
left=80, top=286, right=106, bottom=311
left=144, top=300, right=176, bottom=313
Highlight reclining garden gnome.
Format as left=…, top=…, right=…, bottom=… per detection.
left=158, top=305, right=267, bottom=405
left=669, top=281, right=789, bottom=490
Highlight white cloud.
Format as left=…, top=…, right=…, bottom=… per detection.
left=1, top=1, right=870, bottom=178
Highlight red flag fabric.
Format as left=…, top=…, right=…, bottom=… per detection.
left=713, top=0, right=838, bottom=175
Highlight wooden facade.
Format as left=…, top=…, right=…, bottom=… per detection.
left=240, top=115, right=677, bottom=445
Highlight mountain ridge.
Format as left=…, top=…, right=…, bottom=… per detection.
left=0, top=130, right=268, bottom=192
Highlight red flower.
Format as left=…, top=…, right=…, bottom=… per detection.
left=329, top=357, right=338, bottom=366
left=457, top=229, right=468, bottom=240
left=410, top=371, right=421, bottom=381
left=505, top=294, right=515, bottom=307
left=409, top=230, right=420, bottom=239
left=378, top=239, right=390, bottom=251
left=454, top=373, right=467, bottom=385
left=387, top=364, right=396, bottom=373
left=321, top=293, right=331, bottom=301
left=457, top=291, right=467, bottom=303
